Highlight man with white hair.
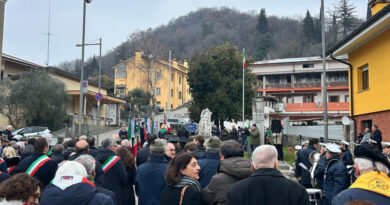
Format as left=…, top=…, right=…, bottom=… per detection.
left=79, top=135, right=87, bottom=141
left=40, top=161, right=115, bottom=205
left=227, top=145, right=309, bottom=205
left=333, top=144, right=390, bottom=205
left=3, top=125, right=13, bottom=141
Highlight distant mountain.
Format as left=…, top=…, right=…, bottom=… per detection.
left=57, top=7, right=363, bottom=79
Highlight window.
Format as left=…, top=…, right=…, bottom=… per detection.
left=287, top=96, right=293, bottom=103
left=303, top=95, right=314, bottom=103
left=362, top=120, right=372, bottom=132
left=345, top=95, right=349, bottom=102
left=115, top=63, right=127, bottom=79
left=179, top=91, right=182, bottom=99
left=171, top=104, right=173, bottom=109
left=156, top=72, right=162, bottom=80
left=1, top=71, right=3, bottom=79
left=303, top=64, right=314, bottom=68
left=156, top=87, right=161, bottom=96
left=171, top=89, right=174, bottom=97
left=171, top=73, right=174, bottom=81
left=329, top=96, right=339, bottom=102
left=361, top=66, right=369, bottom=90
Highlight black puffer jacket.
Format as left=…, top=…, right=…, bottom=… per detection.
left=201, top=157, right=252, bottom=205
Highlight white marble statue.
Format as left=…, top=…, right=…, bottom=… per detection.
left=198, top=108, right=212, bottom=138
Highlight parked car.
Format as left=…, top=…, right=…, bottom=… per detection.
left=159, top=118, right=187, bottom=125
left=12, top=126, right=53, bottom=141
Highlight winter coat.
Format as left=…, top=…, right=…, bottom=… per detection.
left=227, top=168, right=310, bottom=205
left=323, top=156, right=348, bottom=205
left=135, top=155, right=168, bottom=205
left=40, top=175, right=115, bottom=205
left=177, top=127, right=189, bottom=140
left=158, top=129, right=168, bottom=139
left=372, top=130, right=383, bottom=151
left=295, top=145, right=317, bottom=186
left=67, top=153, right=105, bottom=187
left=50, top=153, right=65, bottom=165
left=249, top=128, right=260, bottom=145
left=89, top=146, right=99, bottom=158
left=4, top=157, right=21, bottom=175
left=20, top=144, right=34, bottom=159
left=19, top=152, right=58, bottom=187
left=136, top=146, right=150, bottom=167
left=96, top=149, right=128, bottom=205
left=121, top=165, right=136, bottom=205
left=341, top=149, right=353, bottom=167
left=0, top=158, right=7, bottom=173
left=211, top=127, right=220, bottom=137
left=201, top=157, right=251, bottom=205
left=119, top=130, right=128, bottom=139
left=193, top=145, right=206, bottom=160
left=198, top=152, right=220, bottom=188
left=161, top=186, right=201, bottom=205
left=230, top=128, right=238, bottom=141
left=64, top=147, right=75, bottom=159
left=333, top=188, right=390, bottom=205
left=3, top=130, right=13, bottom=141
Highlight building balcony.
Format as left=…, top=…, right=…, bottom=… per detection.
left=285, top=102, right=349, bottom=112
left=327, top=81, right=348, bottom=87
left=294, top=82, right=322, bottom=88
left=265, top=83, right=291, bottom=89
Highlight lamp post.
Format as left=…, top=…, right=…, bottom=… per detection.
left=321, top=0, right=328, bottom=142
left=76, top=38, right=102, bottom=144
left=78, top=0, right=92, bottom=135
left=0, top=0, right=7, bottom=74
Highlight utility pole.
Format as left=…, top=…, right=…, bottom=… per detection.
left=168, top=50, right=171, bottom=112
left=0, top=0, right=7, bottom=74
left=46, top=0, right=51, bottom=66
left=321, top=0, right=328, bottom=142
left=242, top=48, right=245, bottom=127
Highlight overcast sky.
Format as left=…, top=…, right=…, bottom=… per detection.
left=3, top=0, right=368, bottom=66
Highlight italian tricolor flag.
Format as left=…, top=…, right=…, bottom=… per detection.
left=243, top=51, right=246, bottom=69
left=102, top=156, right=120, bottom=173
left=26, top=155, right=51, bottom=176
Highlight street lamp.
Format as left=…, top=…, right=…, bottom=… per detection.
left=0, top=0, right=8, bottom=73
left=321, top=0, right=328, bottom=142
left=78, top=0, right=92, bottom=135
left=76, top=38, right=102, bottom=144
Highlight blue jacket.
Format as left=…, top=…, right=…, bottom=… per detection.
left=341, top=149, right=353, bottom=167
left=136, top=146, right=150, bottom=167
left=295, top=146, right=316, bottom=185
left=96, top=149, right=128, bottom=205
left=198, top=152, right=220, bottom=188
left=0, top=159, right=7, bottom=173
left=332, top=186, right=390, bottom=205
left=135, top=155, right=167, bottom=205
left=314, top=153, right=327, bottom=190
left=19, top=153, right=58, bottom=187
left=40, top=176, right=115, bottom=205
left=323, top=156, right=348, bottom=205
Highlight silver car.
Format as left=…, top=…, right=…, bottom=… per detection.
left=12, top=126, right=53, bottom=141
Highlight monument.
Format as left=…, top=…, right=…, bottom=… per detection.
left=198, top=108, right=212, bottom=138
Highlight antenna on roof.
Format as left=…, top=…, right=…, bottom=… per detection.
left=45, top=0, right=51, bottom=66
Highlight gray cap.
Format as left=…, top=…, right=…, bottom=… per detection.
left=150, top=139, right=165, bottom=153
left=206, top=136, right=221, bottom=149
left=326, top=143, right=342, bottom=154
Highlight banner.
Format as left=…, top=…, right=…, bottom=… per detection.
left=131, top=118, right=135, bottom=138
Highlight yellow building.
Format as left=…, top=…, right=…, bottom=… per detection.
left=328, top=0, right=390, bottom=141
left=113, top=50, right=192, bottom=110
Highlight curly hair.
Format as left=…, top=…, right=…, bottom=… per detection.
left=0, top=173, right=41, bottom=202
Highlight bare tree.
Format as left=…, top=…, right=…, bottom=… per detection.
left=129, top=29, right=168, bottom=117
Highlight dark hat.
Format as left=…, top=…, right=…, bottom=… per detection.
left=1, top=135, right=9, bottom=142
left=168, top=135, right=180, bottom=143
left=179, top=136, right=188, bottom=143
left=20, top=136, right=28, bottom=141
left=150, top=139, right=165, bottom=153
left=354, top=143, right=390, bottom=169
left=206, top=136, right=221, bottom=149
left=252, top=124, right=257, bottom=127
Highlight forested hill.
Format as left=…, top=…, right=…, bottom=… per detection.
left=57, top=4, right=364, bottom=79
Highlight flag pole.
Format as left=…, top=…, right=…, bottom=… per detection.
left=242, top=48, right=245, bottom=127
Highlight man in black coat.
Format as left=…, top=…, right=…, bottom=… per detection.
left=19, top=137, right=58, bottom=187
left=227, top=145, right=309, bottom=205
left=86, top=136, right=99, bottom=158
left=118, top=125, right=128, bottom=140
left=136, top=134, right=157, bottom=167
left=371, top=125, right=382, bottom=151
left=295, top=138, right=319, bottom=188
left=50, top=144, right=65, bottom=165
left=140, top=122, right=146, bottom=146
left=230, top=125, right=238, bottom=141
left=2, top=125, right=13, bottom=141
left=96, top=138, right=127, bottom=205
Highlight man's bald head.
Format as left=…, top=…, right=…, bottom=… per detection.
left=75, top=140, right=89, bottom=154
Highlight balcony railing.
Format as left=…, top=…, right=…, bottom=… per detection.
left=294, top=82, right=322, bottom=88
left=265, top=83, right=291, bottom=89
left=258, top=81, right=348, bottom=90
left=327, top=81, right=348, bottom=87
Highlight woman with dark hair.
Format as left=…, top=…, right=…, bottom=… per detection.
left=136, top=134, right=157, bottom=166
left=0, top=173, right=41, bottom=205
left=117, top=147, right=136, bottom=205
left=161, top=152, right=201, bottom=205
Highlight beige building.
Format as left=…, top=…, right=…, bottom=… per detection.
left=113, top=50, right=192, bottom=110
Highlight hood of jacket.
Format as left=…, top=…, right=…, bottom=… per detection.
left=96, top=149, right=116, bottom=164
left=219, top=157, right=252, bottom=179
left=41, top=175, right=96, bottom=205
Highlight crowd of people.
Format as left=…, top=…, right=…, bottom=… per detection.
left=0, top=123, right=388, bottom=205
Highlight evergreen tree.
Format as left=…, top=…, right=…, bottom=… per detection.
left=256, top=8, right=268, bottom=34
left=303, top=10, right=315, bottom=42
left=337, top=0, right=357, bottom=37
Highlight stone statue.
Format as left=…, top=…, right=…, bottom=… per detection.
left=198, top=108, right=212, bottom=138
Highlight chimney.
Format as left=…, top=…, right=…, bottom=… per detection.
left=172, top=58, right=178, bottom=68
left=183, top=59, right=188, bottom=68
left=135, top=49, right=142, bottom=60
left=370, top=0, right=390, bottom=15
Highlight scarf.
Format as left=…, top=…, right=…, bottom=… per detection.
left=350, top=171, right=390, bottom=197
left=174, top=176, right=201, bottom=192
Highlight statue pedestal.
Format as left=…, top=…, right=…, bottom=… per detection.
left=252, top=98, right=265, bottom=145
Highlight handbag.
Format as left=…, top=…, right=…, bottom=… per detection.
left=179, top=186, right=189, bottom=205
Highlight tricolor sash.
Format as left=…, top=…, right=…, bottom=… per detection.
left=0, top=158, right=5, bottom=164
left=102, top=156, right=120, bottom=173
left=26, top=155, right=51, bottom=176
left=7, top=166, right=15, bottom=174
